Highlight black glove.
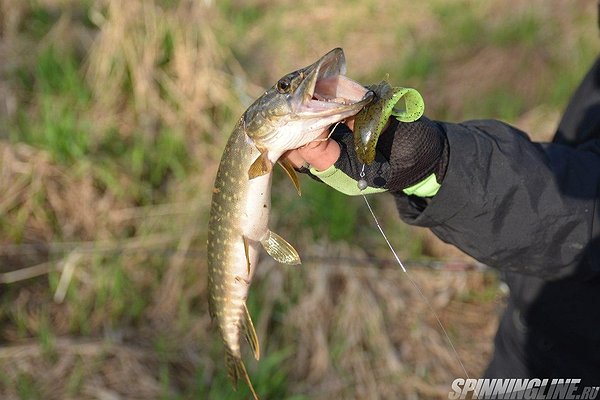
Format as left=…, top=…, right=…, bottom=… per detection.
left=326, top=116, right=449, bottom=195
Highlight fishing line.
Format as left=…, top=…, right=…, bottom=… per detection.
left=358, top=167, right=470, bottom=380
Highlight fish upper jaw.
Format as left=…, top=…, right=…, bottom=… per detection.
left=289, top=48, right=372, bottom=118
left=244, top=48, right=374, bottom=154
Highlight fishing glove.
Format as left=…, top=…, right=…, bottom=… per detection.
left=308, top=117, right=449, bottom=197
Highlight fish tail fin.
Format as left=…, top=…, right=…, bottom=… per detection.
left=226, top=352, right=259, bottom=400
left=243, top=303, right=260, bottom=360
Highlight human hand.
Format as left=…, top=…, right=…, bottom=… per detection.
left=285, top=127, right=341, bottom=172
left=286, top=116, right=449, bottom=197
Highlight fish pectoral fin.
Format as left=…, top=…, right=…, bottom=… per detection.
left=278, top=157, right=301, bottom=196
left=226, top=352, right=259, bottom=400
left=243, top=303, right=260, bottom=360
left=261, top=230, right=301, bottom=265
left=248, top=151, right=272, bottom=179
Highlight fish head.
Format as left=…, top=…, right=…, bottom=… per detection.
left=243, top=48, right=374, bottom=160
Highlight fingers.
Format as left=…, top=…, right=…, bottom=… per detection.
left=297, top=138, right=340, bottom=171
left=344, top=116, right=355, bottom=132
left=284, top=128, right=329, bottom=168
left=286, top=127, right=341, bottom=171
left=284, top=149, right=307, bottom=169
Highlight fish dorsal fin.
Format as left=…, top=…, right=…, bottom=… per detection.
left=243, top=303, right=260, bottom=360
left=278, top=157, right=301, bottom=196
left=260, top=230, right=301, bottom=265
left=248, top=151, right=272, bottom=179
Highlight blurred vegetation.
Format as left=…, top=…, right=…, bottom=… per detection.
left=0, top=0, right=597, bottom=399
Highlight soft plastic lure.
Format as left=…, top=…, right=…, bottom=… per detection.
left=353, top=81, right=424, bottom=165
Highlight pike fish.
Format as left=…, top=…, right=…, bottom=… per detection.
left=207, top=48, right=373, bottom=398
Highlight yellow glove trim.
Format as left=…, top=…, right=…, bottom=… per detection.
left=402, top=173, right=441, bottom=197
left=309, top=165, right=387, bottom=196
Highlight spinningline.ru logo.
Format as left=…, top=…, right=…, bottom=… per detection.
left=448, top=378, right=600, bottom=400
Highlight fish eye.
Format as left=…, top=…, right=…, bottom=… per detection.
left=276, top=78, right=291, bottom=93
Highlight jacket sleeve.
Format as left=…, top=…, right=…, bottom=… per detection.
left=395, top=120, right=600, bottom=279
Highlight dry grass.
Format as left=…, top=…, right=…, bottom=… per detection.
left=0, top=0, right=596, bottom=398
left=86, top=0, right=239, bottom=144
left=0, top=142, right=125, bottom=244
left=280, top=254, right=500, bottom=399
left=1, top=248, right=501, bottom=400
left=0, top=338, right=165, bottom=400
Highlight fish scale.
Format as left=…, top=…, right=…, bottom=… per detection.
left=208, top=122, right=258, bottom=315
left=208, top=121, right=263, bottom=397
left=207, top=48, right=374, bottom=399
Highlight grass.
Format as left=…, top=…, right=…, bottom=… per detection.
left=433, top=1, right=488, bottom=50
left=16, top=373, right=43, bottom=400
left=300, top=180, right=362, bottom=242
left=13, top=46, right=91, bottom=163
left=490, top=13, right=543, bottom=47
left=0, top=0, right=597, bottom=399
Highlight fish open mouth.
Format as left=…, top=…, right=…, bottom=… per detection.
left=291, top=48, right=373, bottom=117
left=312, top=75, right=371, bottom=107
left=241, top=48, right=374, bottom=156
